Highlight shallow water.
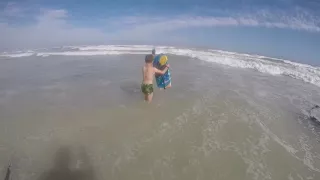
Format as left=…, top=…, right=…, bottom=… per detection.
left=0, top=55, right=320, bottom=180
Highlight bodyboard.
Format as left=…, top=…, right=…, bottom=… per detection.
left=153, top=54, right=171, bottom=89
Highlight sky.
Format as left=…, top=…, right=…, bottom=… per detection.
left=0, top=0, right=320, bottom=65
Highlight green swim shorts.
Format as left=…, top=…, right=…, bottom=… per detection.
left=141, top=84, right=153, bottom=95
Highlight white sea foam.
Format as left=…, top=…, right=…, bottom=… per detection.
left=36, top=50, right=150, bottom=57
left=0, top=52, right=34, bottom=58
left=77, top=45, right=154, bottom=51
left=1, top=45, right=320, bottom=87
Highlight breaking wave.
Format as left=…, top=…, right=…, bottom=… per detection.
left=1, top=45, right=320, bottom=87
left=0, top=52, right=34, bottom=58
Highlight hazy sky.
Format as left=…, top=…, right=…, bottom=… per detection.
left=0, top=0, right=320, bottom=64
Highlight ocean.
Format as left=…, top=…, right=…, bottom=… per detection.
left=0, top=45, right=320, bottom=180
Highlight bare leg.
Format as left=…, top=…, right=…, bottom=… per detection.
left=148, top=93, right=153, bottom=102
left=145, top=93, right=153, bottom=103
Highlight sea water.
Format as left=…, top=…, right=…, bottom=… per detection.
left=0, top=46, right=320, bottom=180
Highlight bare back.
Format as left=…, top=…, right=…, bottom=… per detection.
left=142, top=65, right=155, bottom=84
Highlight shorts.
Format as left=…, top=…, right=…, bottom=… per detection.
left=141, top=84, right=153, bottom=95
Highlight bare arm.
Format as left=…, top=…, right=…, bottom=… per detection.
left=154, top=65, right=169, bottom=75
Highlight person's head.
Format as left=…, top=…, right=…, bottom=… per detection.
left=152, top=48, right=156, bottom=55
left=145, top=54, right=153, bottom=64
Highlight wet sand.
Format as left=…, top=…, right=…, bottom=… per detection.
left=0, top=55, right=320, bottom=180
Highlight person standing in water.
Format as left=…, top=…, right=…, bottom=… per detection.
left=141, top=54, right=170, bottom=103
left=152, top=48, right=172, bottom=89
left=152, top=48, right=156, bottom=56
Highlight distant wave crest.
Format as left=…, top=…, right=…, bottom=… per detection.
left=1, top=45, right=319, bottom=87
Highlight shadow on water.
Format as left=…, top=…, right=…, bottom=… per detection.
left=3, top=164, right=11, bottom=180
left=119, top=81, right=144, bottom=103
left=36, top=146, right=96, bottom=180
left=120, top=81, right=141, bottom=96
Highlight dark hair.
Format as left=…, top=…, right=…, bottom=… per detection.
left=145, top=54, right=153, bottom=63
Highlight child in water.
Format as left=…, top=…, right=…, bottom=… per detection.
left=141, top=54, right=169, bottom=103
left=152, top=48, right=171, bottom=89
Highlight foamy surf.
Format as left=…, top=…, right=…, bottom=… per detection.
left=0, top=52, right=34, bottom=58
left=36, top=51, right=150, bottom=57
left=1, top=45, right=320, bottom=88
